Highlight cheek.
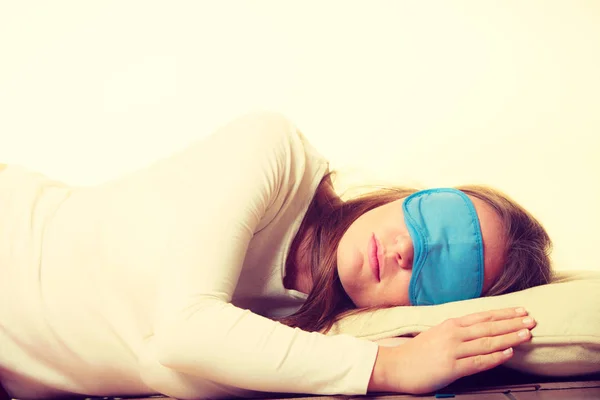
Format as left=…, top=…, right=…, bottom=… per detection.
left=384, top=276, right=412, bottom=306
left=336, top=236, right=362, bottom=287
left=372, top=266, right=412, bottom=307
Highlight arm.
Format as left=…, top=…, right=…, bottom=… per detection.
left=149, top=112, right=378, bottom=395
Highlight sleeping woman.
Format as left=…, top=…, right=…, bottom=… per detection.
left=0, top=111, right=552, bottom=399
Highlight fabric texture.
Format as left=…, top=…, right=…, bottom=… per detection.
left=403, top=188, right=484, bottom=306
left=327, top=270, right=600, bottom=376
left=0, top=112, right=378, bottom=399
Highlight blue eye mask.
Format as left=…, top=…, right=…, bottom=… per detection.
left=402, top=188, right=484, bottom=306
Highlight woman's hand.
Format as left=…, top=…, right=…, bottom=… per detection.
left=374, top=337, right=412, bottom=347
left=368, top=307, right=536, bottom=394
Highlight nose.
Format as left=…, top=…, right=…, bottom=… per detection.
left=394, top=234, right=414, bottom=270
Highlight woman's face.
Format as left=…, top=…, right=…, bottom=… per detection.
left=336, top=195, right=506, bottom=308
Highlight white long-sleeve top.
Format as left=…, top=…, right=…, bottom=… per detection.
left=0, top=112, right=379, bottom=400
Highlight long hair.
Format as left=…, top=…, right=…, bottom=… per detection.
left=278, top=173, right=553, bottom=333
left=457, top=185, right=553, bottom=295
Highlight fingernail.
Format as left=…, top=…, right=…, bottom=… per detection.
left=515, top=307, right=526, bottom=314
left=523, top=317, right=533, bottom=324
left=503, top=347, right=513, bottom=355
left=518, top=329, right=530, bottom=338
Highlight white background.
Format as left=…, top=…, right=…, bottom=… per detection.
left=1, top=1, right=598, bottom=271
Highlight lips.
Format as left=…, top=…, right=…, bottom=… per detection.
left=369, top=233, right=381, bottom=281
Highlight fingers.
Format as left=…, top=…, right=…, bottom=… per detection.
left=454, top=346, right=516, bottom=377
left=455, top=321, right=534, bottom=358
left=457, top=307, right=528, bottom=327
left=460, top=315, right=537, bottom=341
left=453, top=307, right=536, bottom=377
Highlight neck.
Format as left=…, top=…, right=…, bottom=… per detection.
left=287, top=225, right=317, bottom=294
left=285, top=174, right=340, bottom=294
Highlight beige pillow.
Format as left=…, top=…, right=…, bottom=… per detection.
left=327, top=270, right=600, bottom=376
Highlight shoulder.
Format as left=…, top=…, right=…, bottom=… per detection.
left=232, top=110, right=325, bottom=161
left=215, top=111, right=298, bottom=149
left=205, top=111, right=328, bottom=187
left=214, top=110, right=319, bottom=169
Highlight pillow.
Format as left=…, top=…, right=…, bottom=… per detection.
left=326, top=270, right=600, bottom=376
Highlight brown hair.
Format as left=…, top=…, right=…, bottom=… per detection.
left=278, top=172, right=553, bottom=333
